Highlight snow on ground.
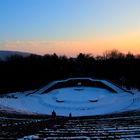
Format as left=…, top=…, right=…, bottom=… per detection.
left=0, top=86, right=140, bottom=117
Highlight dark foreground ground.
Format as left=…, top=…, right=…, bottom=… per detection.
left=0, top=111, right=140, bottom=140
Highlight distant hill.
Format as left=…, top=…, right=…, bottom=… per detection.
left=0, top=50, right=31, bottom=60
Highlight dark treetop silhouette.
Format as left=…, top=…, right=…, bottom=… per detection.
left=0, top=50, right=140, bottom=94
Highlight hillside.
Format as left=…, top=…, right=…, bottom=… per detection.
left=0, top=50, right=31, bottom=60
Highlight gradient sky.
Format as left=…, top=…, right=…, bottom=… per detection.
left=0, top=0, right=140, bottom=56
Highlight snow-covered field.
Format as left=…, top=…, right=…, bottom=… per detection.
left=0, top=85, right=140, bottom=117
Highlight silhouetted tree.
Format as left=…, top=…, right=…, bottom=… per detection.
left=0, top=50, right=140, bottom=94
left=103, top=49, right=125, bottom=60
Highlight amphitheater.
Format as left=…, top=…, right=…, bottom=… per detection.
left=0, top=78, right=140, bottom=139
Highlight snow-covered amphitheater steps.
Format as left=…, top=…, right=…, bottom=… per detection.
left=21, top=112, right=140, bottom=140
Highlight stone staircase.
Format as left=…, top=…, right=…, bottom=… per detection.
left=1, top=111, right=140, bottom=139
left=22, top=112, right=140, bottom=140
left=0, top=117, right=49, bottom=139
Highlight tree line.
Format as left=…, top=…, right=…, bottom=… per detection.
left=0, top=50, right=140, bottom=94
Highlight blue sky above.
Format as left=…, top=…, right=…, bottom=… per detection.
left=0, top=0, right=140, bottom=56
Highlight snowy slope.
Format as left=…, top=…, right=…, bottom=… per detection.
left=0, top=50, right=31, bottom=60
